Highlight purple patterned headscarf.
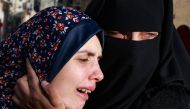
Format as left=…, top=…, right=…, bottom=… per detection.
left=0, top=6, right=103, bottom=108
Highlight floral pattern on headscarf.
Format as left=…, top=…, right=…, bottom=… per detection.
left=0, top=6, right=103, bottom=109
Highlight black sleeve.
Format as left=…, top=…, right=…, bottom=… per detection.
left=147, top=85, right=190, bottom=109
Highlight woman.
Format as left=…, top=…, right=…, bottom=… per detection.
left=0, top=6, right=104, bottom=109
left=83, top=0, right=190, bottom=109
left=12, top=0, right=190, bottom=109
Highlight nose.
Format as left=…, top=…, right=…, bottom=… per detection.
left=89, top=62, right=104, bottom=82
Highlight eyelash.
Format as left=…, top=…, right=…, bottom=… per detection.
left=146, top=33, right=158, bottom=36
left=79, top=58, right=89, bottom=62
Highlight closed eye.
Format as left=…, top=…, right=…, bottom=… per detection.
left=79, top=58, right=89, bottom=62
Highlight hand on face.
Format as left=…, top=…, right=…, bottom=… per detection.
left=12, top=59, right=65, bottom=109
left=12, top=36, right=104, bottom=109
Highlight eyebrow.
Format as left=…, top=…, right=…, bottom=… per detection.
left=77, top=50, right=102, bottom=59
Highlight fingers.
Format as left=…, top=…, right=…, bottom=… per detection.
left=12, top=95, right=26, bottom=109
left=21, top=59, right=65, bottom=109
left=14, top=75, right=30, bottom=99
left=26, top=59, right=43, bottom=106
left=41, top=80, right=50, bottom=95
left=12, top=94, right=33, bottom=109
left=26, top=59, right=55, bottom=109
left=41, top=81, right=63, bottom=107
left=13, top=75, right=31, bottom=109
left=26, top=59, right=40, bottom=91
left=25, top=59, right=44, bottom=108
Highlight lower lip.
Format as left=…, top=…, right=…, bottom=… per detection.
left=77, top=92, right=89, bottom=101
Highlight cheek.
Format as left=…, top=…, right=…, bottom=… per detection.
left=66, top=66, right=88, bottom=83
left=51, top=65, right=89, bottom=94
left=51, top=65, right=90, bottom=108
left=51, top=74, right=70, bottom=98
left=65, top=63, right=91, bottom=83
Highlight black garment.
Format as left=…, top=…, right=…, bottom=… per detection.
left=85, top=0, right=164, bottom=32
left=84, top=0, right=190, bottom=109
left=133, top=84, right=190, bottom=109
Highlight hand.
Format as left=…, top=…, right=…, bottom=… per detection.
left=12, top=59, right=65, bottom=109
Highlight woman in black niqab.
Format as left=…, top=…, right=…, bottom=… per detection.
left=84, top=0, right=190, bottom=109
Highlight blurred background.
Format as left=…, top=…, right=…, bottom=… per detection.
left=0, top=0, right=92, bottom=41
left=0, top=0, right=190, bottom=55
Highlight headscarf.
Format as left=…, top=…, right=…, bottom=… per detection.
left=0, top=6, right=104, bottom=109
left=84, top=0, right=190, bottom=108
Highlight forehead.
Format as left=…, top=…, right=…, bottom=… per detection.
left=78, top=35, right=102, bottom=54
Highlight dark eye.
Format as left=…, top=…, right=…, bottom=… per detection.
left=148, top=32, right=158, bottom=36
left=143, top=32, right=158, bottom=39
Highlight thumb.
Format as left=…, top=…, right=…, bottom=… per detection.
left=41, top=80, right=64, bottom=107
left=41, top=80, right=50, bottom=94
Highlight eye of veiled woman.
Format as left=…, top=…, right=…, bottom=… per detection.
left=142, top=32, right=159, bottom=39
left=147, top=32, right=158, bottom=37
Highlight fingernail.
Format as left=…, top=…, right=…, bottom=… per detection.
left=41, top=80, right=50, bottom=94
left=41, top=80, right=49, bottom=88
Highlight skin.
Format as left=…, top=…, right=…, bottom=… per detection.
left=13, top=61, right=65, bottom=109
left=13, top=31, right=159, bottom=108
left=13, top=35, right=104, bottom=109
left=104, top=31, right=159, bottom=41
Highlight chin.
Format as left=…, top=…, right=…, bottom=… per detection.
left=75, top=103, right=85, bottom=109
left=66, top=105, right=84, bottom=109
left=65, top=100, right=85, bottom=109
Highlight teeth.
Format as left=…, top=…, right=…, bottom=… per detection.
left=78, top=88, right=92, bottom=94
left=82, top=89, right=86, bottom=92
left=87, top=90, right=91, bottom=94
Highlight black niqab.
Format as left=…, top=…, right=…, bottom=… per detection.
left=84, top=0, right=190, bottom=109
left=85, top=0, right=164, bottom=32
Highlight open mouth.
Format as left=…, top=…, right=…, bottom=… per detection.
left=77, top=88, right=92, bottom=94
